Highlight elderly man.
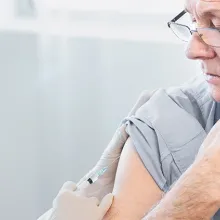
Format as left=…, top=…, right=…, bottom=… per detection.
left=38, top=0, right=220, bottom=219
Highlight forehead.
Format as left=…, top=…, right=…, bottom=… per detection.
left=185, top=0, right=220, bottom=19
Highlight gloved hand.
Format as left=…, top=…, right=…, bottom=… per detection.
left=77, top=90, right=156, bottom=200
left=39, top=181, right=113, bottom=220
left=37, top=90, right=155, bottom=220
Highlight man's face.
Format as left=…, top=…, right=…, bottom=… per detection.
left=185, top=0, right=220, bottom=101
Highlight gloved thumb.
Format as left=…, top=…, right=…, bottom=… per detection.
left=98, top=193, right=114, bottom=216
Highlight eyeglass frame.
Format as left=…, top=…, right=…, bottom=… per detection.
left=167, top=10, right=220, bottom=48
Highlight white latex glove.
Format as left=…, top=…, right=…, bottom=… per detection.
left=39, top=181, right=113, bottom=220
left=37, top=90, right=155, bottom=220
left=77, top=90, right=156, bottom=200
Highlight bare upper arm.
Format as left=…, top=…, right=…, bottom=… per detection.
left=103, top=137, right=163, bottom=220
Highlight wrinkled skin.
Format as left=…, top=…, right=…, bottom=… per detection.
left=185, top=0, right=220, bottom=101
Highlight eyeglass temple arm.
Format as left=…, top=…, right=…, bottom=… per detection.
left=170, top=10, right=186, bottom=22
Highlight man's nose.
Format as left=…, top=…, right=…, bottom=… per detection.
left=185, top=32, right=216, bottom=60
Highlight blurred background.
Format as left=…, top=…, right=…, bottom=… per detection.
left=0, top=0, right=198, bottom=219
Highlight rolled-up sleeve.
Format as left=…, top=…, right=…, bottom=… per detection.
left=124, top=116, right=169, bottom=192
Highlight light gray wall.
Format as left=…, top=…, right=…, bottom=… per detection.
left=0, top=31, right=196, bottom=219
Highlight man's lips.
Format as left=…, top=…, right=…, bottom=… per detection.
left=201, top=63, right=220, bottom=78
left=205, top=73, right=220, bottom=78
left=205, top=73, right=220, bottom=85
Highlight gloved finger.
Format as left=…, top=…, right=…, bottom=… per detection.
left=53, top=181, right=77, bottom=207
left=115, top=124, right=129, bottom=146
left=128, top=90, right=157, bottom=117
left=55, top=181, right=77, bottom=200
left=89, top=197, right=100, bottom=206
left=101, top=124, right=128, bottom=157
left=60, top=181, right=77, bottom=192
left=98, top=193, right=114, bottom=216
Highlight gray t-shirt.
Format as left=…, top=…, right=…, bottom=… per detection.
left=124, top=87, right=219, bottom=219
left=214, top=102, right=220, bottom=124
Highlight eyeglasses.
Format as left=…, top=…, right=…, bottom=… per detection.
left=167, top=10, right=220, bottom=48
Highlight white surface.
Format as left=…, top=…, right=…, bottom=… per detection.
left=0, top=9, right=181, bottom=43
left=0, top=1, right=198, bottom=220
left=38, top=0, right=184, bottom=14
left=0, top=18, right=180, bottom=43
left=0, top=31, right=197, bottom=220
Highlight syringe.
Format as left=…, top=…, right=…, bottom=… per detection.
left=86, top=166, right=108, bottom=184
left=77, top=156, right=120, bottom=189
